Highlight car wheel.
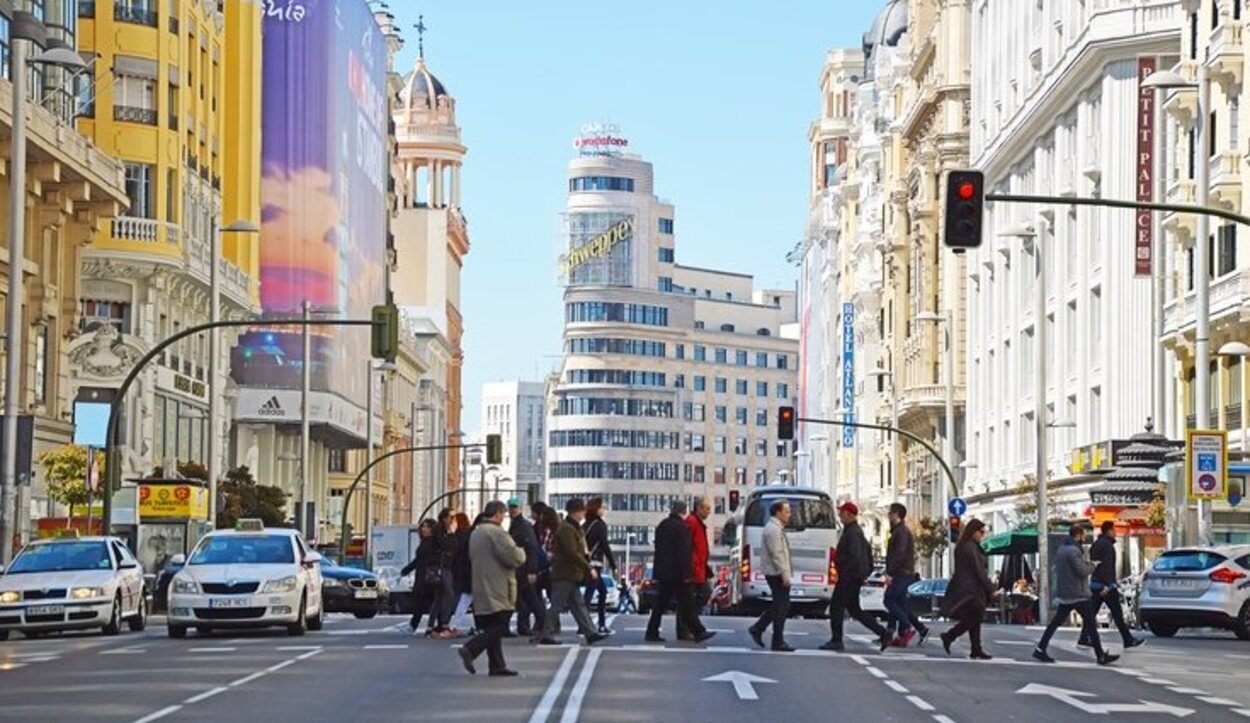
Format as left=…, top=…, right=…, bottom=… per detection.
left=168, top=624, right=187, bottom=639
left=101, top=595, right=123, bottom=636
left=307, top=599, right=324, bottom=631
left=1235, top=602, right=1250, bottom=641
left=287, top=595, right=308, bottom=637
left=128, top=597, right=148, bottom=632
left=1148, top=621, right=1179, bottom=638
left=354, top=611, right=377, bottom=620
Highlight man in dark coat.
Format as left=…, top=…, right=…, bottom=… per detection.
left=644, top=500, right=714, bottom=644
left=821, top=501, right=892, bottom=652
left=507, top=498, right=545, bottom=636
left=883, top=503, right=929, bottom=647
left=1080, top=521, right=1144, bottom=649
left=531, top=499, right=608, bottom=646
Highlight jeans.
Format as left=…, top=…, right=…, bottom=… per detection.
left=464, top=610, right=512, bottom=672
left=429, top=569, right=456, bottom=629
left=514, top=574, right=545, bottom=635
left=449, top=593, right=474, bottom=630
left=583, top=570, right=609, bottom=628
left=1085, top=588, right=1135, bottom=645
left=1038, top=600, right=1104, bottom=657
left=828, top=579, right=890, bottom=643
left=538, top=579, right=598, bottom=639
left=646, top=581, right=706, bottom=639
left=750, top=575, right=791, bottom=647
left=883, top=575, right=927, bottom=637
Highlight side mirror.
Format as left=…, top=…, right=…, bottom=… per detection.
left=170, top=554, right=186, bottom=566
left=304, top=551, right=323, bottom=567
left=120, top=560, right=139, bottom=570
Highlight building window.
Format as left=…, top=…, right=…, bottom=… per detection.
left=658, top=218, right=674, bottom=234
left=776, top=441, right=788, bottom=458
left=776, top=383, right=790, bottom=399
left=694, top=376, right=706, bottom=392
left=80, top=299, right=132, bottom=334
left=715, top=406, right=727, bottom=424
left=328, top=449, right=347, bottom=473
left=715, top=348, right=728, bottom=364
left=33, top=325, right=48, bottom=406
left=720, top=323, right=735, bottom=332
left=565, top=302, right=669, bottom=326
left=1219, top=224, right=1237, bottom=276
left=694, top=404, right=706, bottom=422
left=114, top=73, right=158, bottom=125
left=735, top=350, right=748, bottom=366
left=714, top=377, right=727, bottom=394
left=568, top=176, right=635, bottom=192
left=694, top=345, right=707, bottom=362
left=756, top=439, right=767, bottom=457
left=659, top=277, right=673, bottom=292
left=756, top=381, right=768, bottom=397
left=736, top=379, right=748, bottom=395
left=691, top=434, right=705, bottom=452
left=658, top=246, right=674, bottom=263
left=736, top=407, right=748, bottom=425
left=756, top=409, right=768, bottom=427
left=0, top=15, right=10, bottom=80
left=674, top=374, right=685, bottom=389
left=734, top=438, right=747, bottom=455
left=713, top=466, right=726, bottom=484
left=714, top=436, right=727, bottom=453
left=124, top=163, right=156, bottom=218
left=693, top=466, right=705, bottom=483
left=564, top=369, right=666, bottom=386
left=755, top=469, right=768, bottom=485
left=776, top=354, right=789, bottom=370
left=755, top=352, right=767, bottom=368
left=676, top=344, right=685, bottom=360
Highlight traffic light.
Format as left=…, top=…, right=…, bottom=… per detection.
left=370, top=303, right=399, bottom=362
left=943, top=170, right=984, bottom=250
left=778, top=406, right=795, bottom=440
left=486, top=433, right=503, bottom=465
left=948, top=515, right=962, bottom=544
left=729, top=489, right=740, bottom=512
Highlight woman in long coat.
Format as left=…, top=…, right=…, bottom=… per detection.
left=939, top=518, right=998, bottom=660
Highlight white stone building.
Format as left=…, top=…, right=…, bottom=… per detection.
left=480, top=381, right=546, bottom=503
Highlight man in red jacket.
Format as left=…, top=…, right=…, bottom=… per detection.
left=678, top=498, right=713, bottom=640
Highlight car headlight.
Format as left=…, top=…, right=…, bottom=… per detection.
left=262, top=575, right=299, bottom=593
left=171, top=578, right=200, bottom=595
left=0, top=591, right=18, bottom=603
left=70, top=587, right=105, bottom=600
left=323, top=578, right=346, bottom=589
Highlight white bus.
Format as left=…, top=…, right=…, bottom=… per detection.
left=724, top=485, right=838, bottom=617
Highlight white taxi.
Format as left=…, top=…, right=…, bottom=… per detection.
left=0, top=534, right=147, bottom=640
left=167, top=520, right=324, bottom=638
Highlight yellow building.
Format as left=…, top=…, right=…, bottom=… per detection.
left=71, top=1, right=260, bottom=511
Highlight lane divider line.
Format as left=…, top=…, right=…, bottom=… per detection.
left=528, top=647, right=580, bottom=723
left=1198, top=697, right=1242, bottom=707
left=184, top=687, right=228, bottom=704
left=865, top=667, right=888, bottom=679
left=133, top=705, right=182, bottom=723
left=559, top=648, right=602, bottom=723
left=363, top=644, right=410, bottom=650
left=907, top=695, right=937, bottom=712
left=884, top=680, right=910, bottom=694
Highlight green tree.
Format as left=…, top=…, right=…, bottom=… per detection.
left=217, top=466, right=288, bottom=529
left=914, top=516, right=949, bottom=560
left=37, top=444, right=104, bottom=523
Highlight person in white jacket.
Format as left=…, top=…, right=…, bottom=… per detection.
left=747, top=500, right=794, bottom=652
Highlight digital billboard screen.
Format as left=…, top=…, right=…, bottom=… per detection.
left=232, top=0, right=388, bottom=414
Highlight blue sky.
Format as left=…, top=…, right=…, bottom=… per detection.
left=387, top=1, right=880, bottom=433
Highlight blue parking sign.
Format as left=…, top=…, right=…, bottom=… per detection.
left=1198, top=453, right=1218, bottom=473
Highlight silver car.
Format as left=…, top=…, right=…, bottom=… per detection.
left=1138, top=545, right=1250, bottom=639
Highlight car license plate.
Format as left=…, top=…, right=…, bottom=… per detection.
left=26, top=605, right=63, bottom=616
left=208, top=597, right=253, bottom=608
left=792, top=589, right=806, bottom=597
left=1159, top=578, right=1195, bottom=588
left=353, top=590, right=378, bottom=599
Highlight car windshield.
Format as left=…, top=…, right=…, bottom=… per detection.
left=8, top=541, right=111, bottom=573
left=744, top=496, right=836, bottom=530
left=189, top=535, right=294, bottom=565
left=1153, top=550, right=1227, bottom=572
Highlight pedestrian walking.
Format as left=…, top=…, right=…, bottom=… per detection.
left=883, top=503, right=930, bottom=647
left=645, top=500, right=715, bottom=644
left=507, top=498, right=546, bottom=637
left=427, top=509, right=460, bottom=638
left=939, top=518, right=997, bottom=660
left=447, top=512, right=479, bottom=636
left=399, top=519, right=438, bottom=634
left=1080, top=521, right=1144, bottom=650
left=582, top=497, right=617, bottom=633
left=677, top=498, right=714, bottom=641
left=535, top=505, right=561, bottom=633
left=821, top=501, right=892, bottom=652
left=747, top=499, right=794, bottom=652
left=532, top=499, right=608, bottom=646
left=1033, top=524, right=1120, bottom=666
left=456, top=501, right=527, bottom=677
left=617, top=576, right=638, bottom=614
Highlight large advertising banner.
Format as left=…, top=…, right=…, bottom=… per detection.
left=231, top=0, right=388, bottom=415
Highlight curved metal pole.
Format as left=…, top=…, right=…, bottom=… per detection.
left=416, top=486, right=500, bottom=533
left=337, top=442, right=481, bottom=564
left=102, top=318, right=375, bottom=531
left=986, top=192, right=1250, bottom=228
left=799, top=416, right=959, bottom=499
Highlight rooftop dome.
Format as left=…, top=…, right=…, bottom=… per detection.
left=862, top=0, right=907, bottom=81
left=400, top=58, right=449, bottom=111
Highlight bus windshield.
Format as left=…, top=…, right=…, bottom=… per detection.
left=744, top=496, right=836, bottom=530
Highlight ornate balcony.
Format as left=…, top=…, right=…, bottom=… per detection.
left=1162, top=60, right=1199, bottom=126
left=1163, top=178, right=1198, bottom=244
left=1209, top=18, right=1244, bottom=89
left=1210, top=150, right=1242, bottom=210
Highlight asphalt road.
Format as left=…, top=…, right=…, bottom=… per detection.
left=2, top=612, right=1250, bottom=722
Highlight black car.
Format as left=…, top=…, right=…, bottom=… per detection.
left=320, top=558, right=389, bottom=618
left=907, top=578, right=949, bottom=618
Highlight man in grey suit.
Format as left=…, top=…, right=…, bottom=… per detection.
left=747, top=500, right=794, bottom=652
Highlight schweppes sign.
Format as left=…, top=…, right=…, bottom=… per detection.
left=560, top=217, right=635, bottom=277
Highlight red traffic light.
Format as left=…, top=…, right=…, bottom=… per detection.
left=957, top=182, right=976, bottom=200
left=780, top=408, right=793, bottom=421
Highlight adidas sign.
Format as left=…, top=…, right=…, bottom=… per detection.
left=258, top=396, right=284, bottom=417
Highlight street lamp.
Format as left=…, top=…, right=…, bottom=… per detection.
left=1219, top=342, right=1250, bottom=455
left=1, top=19, right=93, bottom=563
left=363, top=360, right=397, bottom=559
left=208, top=220, right=259, bottom=528
left=1143, top=67, right=1212, bottom=544
left=298, top=302, right=340, bottom=539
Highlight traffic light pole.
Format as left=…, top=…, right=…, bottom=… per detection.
left=796, top=415, right=959, bottom=500
left=101, top=317, right=381, bottom=533
left=337, top=442, right=484, bottom=564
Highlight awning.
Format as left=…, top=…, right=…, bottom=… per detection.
left=982, top=528, right=1038, bottom=556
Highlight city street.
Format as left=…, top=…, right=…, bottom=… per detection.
left=2, top=612, right=1249, bottom=722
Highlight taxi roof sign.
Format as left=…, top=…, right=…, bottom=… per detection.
left=235, top=519, right=265, bottom=532
left=54, top=529, right=80, bottom=539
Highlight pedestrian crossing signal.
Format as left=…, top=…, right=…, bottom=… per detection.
left=778, top=406, right=795, bottom=440
left=948, top=515, right=962, bottom=544
left=729, top=489, right=740, bottom=512
left=486, top=434, right=503, bottom=465
left=370, top=303, right=399, bottom=363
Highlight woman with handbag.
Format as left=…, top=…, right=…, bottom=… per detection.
left=939, top=518, right=999, bottom=660
left=582, top=498, right=617, bottom=633
left=427, top=509, right=460, bottom=638
left=400, top=519, right=438, bottom=635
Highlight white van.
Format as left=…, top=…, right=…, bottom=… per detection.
left=725, top=486, right=838, bottom=617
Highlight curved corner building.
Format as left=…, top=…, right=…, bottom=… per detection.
left=547, top=131, right=799, bottom=559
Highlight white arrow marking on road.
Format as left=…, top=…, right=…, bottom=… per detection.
left=1017, top=684, right=1194, bottom=717
left=703, top=671, right=777, bottom=701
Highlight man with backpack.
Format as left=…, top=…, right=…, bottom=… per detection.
left=820, top=501, right=892, bottom=652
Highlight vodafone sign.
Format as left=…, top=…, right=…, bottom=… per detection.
left=573, top=122, right=628, bottom=156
